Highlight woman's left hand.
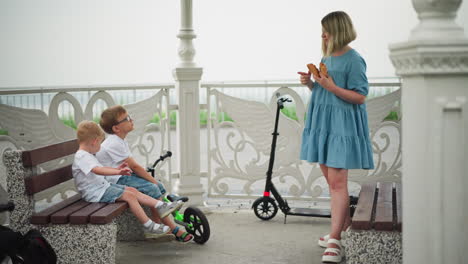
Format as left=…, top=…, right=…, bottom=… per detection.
left=313, top=74, right=337, bottom=93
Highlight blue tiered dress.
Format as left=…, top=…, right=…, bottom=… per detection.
left=300, top=49, right=374, bottom=170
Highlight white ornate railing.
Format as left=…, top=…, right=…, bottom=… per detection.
left=0, top=80, right=401, bottom=212
left=0, top=85, right=173, bottom=212
left=202, top=81, right=401, bottom=201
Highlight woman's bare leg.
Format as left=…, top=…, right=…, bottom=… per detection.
left=320, top=164, right=350, bottom=232
left=319, top=163, right=330, bottom=184
left=328, top=167, right=349, bottom=241
left=322, top=167, right=349, bottom=257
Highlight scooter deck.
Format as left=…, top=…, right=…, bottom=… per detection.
left=286, top=207, right=331, bottom=218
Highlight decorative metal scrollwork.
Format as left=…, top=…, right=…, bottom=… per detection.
left=208, top=88, right=402, bottom=200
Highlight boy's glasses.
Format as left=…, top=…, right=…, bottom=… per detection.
left=115, top=115, right=132, bottom=125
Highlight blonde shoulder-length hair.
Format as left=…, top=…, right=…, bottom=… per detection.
left=321, top=11, right=357, bottom=57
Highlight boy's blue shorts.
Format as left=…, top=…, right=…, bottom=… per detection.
left=99, top=183, right=125, bottom=203
left=116, top=174, right=166, bottom=199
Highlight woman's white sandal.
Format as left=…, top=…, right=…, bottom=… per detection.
left=318, top=231, right=347, bottom=248
left=322, top=238, right=343, bottom=263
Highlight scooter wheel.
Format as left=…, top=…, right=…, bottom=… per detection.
left=183, top=206, right=210, bottom=244
left=252, top=197, right=278, bottom=220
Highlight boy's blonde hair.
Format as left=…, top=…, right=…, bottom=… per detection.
left=100, top=105, right=127, bottom=134
left=77, top=121, right=105, bottom=144
left=321, top=11, right=356, bottom=57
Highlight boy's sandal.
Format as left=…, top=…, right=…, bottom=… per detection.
left=144, top=224, right=172, bottom=240
left=172, top=226, right=194, bottom=243
left=321, top=238, right=343, bottom=263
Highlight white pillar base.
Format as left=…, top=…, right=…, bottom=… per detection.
left=173, top=67, right=204, bottom=207
left=389, top=30, right=468, bottom=264
left=177, top=179, right=204, bottom=207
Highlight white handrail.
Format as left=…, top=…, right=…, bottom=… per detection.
left=0, top=84, right=175, bottom=95
left=0, top=80, right=400, bottom=95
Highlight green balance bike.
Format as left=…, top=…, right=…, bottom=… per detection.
left=147, top=151, right=210, bottom=244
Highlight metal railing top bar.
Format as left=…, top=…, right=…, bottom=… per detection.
left=201, top=82, right=401, bottom=88
left=366, top=82, right=401, bottom=87
left=0, top=81, right=401, bottom=96
left=0, top=84, right=176, bottom=95
left=202, top=82, right=303, bottom=88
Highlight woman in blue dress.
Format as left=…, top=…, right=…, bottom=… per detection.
left=298, top=11, right=374, bottom=263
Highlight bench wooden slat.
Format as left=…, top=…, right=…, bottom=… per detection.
left=69, top=203, right=108, bottom=225
left=351, top=183, right=376, bottom=230
left=24, top=165, right=73, bottom=195
left=31, top=194, right=82, bottom=224
left=90, top=202, right=128, bottom=224
left=374, top=182, right=394, bottom=231
left=50, top=200, right=91, bottom=224
left=395, top=183, right=402, bottom=231
left=22, top=139, right=78, bottom=167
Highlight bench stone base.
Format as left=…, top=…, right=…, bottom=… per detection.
left=35, top=223, right=117, bottom=264
left=344, top=229, right=402, bottom=264
left=5, top=150, right=159, bottom=263
left=116, top=209, right=149, bottom=241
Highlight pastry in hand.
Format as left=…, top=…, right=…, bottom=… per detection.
left=319, top=62, right=328, bottom=77
left=307, top=64, right=320, bottom=77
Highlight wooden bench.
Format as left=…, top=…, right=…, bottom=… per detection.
left=345, top=182, right=402, bottom=264
left=5, top=139, right=149, bottom=264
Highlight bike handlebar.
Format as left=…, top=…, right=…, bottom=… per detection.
left=150, top=151, right=172, bottom=169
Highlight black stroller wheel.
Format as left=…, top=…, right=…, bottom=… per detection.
left=252, top=197, right=278, bottom=220
left=183, top=207, right=210, bottom=244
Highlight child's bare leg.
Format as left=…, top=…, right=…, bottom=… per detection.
left=148, top=197, right=163, bottom=223
left=147, top=198, right=176, bottom=227
left=150, top=208, right=187, bottom=236
left=140, top=195, right=186, bottom=237
left=126, top=187, right=182, bottom=220
left=125, top=187, right=161, bottom=208
left=116, top=189, right=149, bottom=224
left=118, top=187, right=170, bottom=235
left=122, top=187, right=187, bottom=238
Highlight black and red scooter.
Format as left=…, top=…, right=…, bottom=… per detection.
left=251, top=94, right=358, bottom=223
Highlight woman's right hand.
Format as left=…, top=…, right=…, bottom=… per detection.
left=297, top=71, right=313, bottom=90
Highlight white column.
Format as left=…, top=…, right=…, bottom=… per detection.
left=173, top=0, right=204, bottom=206
left=389, top=0, right=468, bottom=263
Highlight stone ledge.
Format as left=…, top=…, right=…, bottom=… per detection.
left=344, top=229, right=402, bottom=264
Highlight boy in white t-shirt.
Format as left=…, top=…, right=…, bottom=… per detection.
left=72, top=120, right=183, bottom=239
left=96, top=105, right=193, bottom=243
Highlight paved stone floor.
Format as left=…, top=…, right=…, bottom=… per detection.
left=116, top=207, right=344, bottom=264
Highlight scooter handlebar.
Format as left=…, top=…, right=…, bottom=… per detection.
left=276, top=94, right=292, bottom=109
left=276, top=93, right=292, bottom=103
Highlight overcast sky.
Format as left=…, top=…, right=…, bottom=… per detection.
left=0, top=0, right=467, bottom=87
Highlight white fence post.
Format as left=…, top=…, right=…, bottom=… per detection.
left=389, top=0, right=468, bottom=263
left=173, top=0, right=204, bottom=206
